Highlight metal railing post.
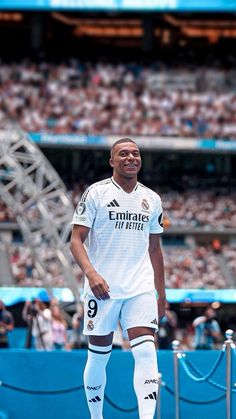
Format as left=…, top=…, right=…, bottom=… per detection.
left=156, top=372, right=162, bottom=419
left=225, top=329, right=235, bottom=419
left=172, top=340, right=181, bottom=419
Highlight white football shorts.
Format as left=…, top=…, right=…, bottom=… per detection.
left=83, top=290, right=158, bottom=336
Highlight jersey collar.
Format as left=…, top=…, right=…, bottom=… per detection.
left=111, top=177, right=139, bottom=192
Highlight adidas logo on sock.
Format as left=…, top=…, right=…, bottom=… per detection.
left=151, top=318, right=158, bottom=325
left=145, top=392, right=157, bottom=400
left=107, top=199, right=120, bottom=207
left=89, top=396, right=101, bottom=403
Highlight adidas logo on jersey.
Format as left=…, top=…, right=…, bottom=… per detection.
left=145, top=391, right=157, bottom=400
left=89, top=396, right=101, bottom=403
left=151, top=318, right=158, bottom=325
left=107, top=199, right=120, bottom=207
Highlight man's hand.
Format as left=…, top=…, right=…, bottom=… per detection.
left=87, top=271, right=110, bottom=300
left=158, top=295, right=166, bottom=321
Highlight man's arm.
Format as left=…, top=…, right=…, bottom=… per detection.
left=192, top=316, right=206, bottom=328
left=149, top=234, right=166, bottom=320
left=210, top=320, right=222, bottom=340
left=4, top=312, right=14, bottom=331
left=70, top=224, right=110, bottom=300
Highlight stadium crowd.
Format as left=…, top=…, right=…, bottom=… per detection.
left=164, top=246, right=225, bottom=289
left=3, top=238, right=231, bottom=290
left=0, top=57, right=235, bottom=289
left=69, top=185, right=236, bottom=230
left=0, top=182, right=235, bottom=289
left=1, top=188, right=235, bottom=230
left=8, top=242, right=84, bottom=288
left=161, top=190, right=236, bottom=229
left=1, top=60, right=236, bottom=139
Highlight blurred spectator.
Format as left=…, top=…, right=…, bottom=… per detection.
left=70, top=302, right=88, bottom=349
left=212, top=238, right=222, bottom=254
left=158, top=302, right=177, bottom=349
left=51, top=304, right=68, bottom=350
left=22, top=299, right=53, bottom=350
left=0, top=202, right=14, bottom=222
left=223, top=243, right=236, bottom=277
left=192, top=307, right=222, bottom=349
left=0, top=300, right=14, bottom=348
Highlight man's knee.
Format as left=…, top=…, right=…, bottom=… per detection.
left=127, top=326, right=155, bottom=341
left=89, top=332, right=113, bottom=347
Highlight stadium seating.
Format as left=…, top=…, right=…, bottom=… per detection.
left=1, top=61, right=236, bottom=139
left=1, top=184, right=235, bottom=289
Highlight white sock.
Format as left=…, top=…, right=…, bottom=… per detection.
left=130, top=335, right=159, bottom=419
left=84, top=343, right=112, bottom=419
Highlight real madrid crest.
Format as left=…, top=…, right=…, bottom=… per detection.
left=141, top=198, right=149, bottom=211
left=87, top=320, right=94, bottom=331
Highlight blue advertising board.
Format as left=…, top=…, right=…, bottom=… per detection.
left=1, top=0, right=236, bottom=12
left=1, top=287, right=236, bottom=305
left=29, top=133, right=236, bottom=153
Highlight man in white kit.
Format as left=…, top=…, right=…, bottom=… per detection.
left=70, top=138, right=166, bottom=419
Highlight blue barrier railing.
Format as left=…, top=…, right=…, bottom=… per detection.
left=0, top=331, right=235, bottom=418
left=171, top=329, right=236, bottom=419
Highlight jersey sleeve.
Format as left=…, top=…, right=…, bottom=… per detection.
left=71, top=188, right=96, bottom=228
left=150, top=194, right=164, bottom=234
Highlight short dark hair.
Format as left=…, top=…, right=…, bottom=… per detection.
left=110, top=138, right=137, bottom=157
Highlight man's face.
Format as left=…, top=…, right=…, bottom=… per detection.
left=206, top=308, right=215, bottom=319
left=109, top=142, right=142, bottom=179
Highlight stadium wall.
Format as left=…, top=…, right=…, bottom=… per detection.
left=0, top=349, right=235, bottom=419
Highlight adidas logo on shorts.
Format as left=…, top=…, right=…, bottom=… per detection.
left=151, top=318, right=158, bottom=325
left=107, top=199, right=120, bottom=207
left=145, top=391, right=157, bottom=400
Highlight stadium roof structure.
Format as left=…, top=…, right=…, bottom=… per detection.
left=0, top=126, right=79, bottom=298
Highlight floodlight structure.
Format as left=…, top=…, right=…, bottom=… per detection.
left=0, top=126, right=79, bottom=298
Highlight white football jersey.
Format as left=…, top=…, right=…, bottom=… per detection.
left=72, top=177, right=163, bottom=299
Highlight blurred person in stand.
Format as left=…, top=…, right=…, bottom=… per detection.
left=51, top=305, right=68, bottom=350
left=158, top=302, right=177, bottom=349
left=22, top=299, right=53, bottom=350
left=212, top=238, right=222, bottom=254
left=192, top=306, right=222, bottom=350
left=70, top=302, right=88, bottom=349
left=0, top=300, right=14, bottom=348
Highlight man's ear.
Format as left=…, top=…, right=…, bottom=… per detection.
left=109, top=158, right=114, bottom=168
